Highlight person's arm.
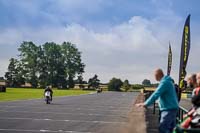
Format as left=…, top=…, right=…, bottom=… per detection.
left=144, top=82, right=167, bottom=107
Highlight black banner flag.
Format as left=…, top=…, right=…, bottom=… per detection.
left=167, top=43, right=172, bottom=76
left=178, top=14, right=191, bottom=100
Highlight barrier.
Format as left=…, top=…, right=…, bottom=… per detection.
left=177, top=106, right=188, bottom=124
left=143, top=88, right=159, bottom=114
left=143, top=88, right=200, bottom=132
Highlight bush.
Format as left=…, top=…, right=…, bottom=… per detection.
left=108, top=78, right=123, bottom=91
left=131, top=84, right=144, bottom=90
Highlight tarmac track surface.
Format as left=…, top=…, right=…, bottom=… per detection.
left=0, top=92, right=138, bottom=133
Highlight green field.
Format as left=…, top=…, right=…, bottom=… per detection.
left=0, top=88, right=94, bottom=102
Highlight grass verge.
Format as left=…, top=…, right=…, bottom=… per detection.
left=0, top=88, right=94, bottom=102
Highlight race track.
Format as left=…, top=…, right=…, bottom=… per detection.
left=0, top=92, right=138, bottom=133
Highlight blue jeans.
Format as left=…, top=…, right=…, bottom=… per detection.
left=159, top=109, right=178, bottom=133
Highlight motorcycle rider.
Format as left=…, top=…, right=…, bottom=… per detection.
left=44, top=86, right=53, bottom=101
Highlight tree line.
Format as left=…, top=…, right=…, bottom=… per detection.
left=4, top=41, right=156, bottom=90
left=5, top=41, right=85, bottom=89
left=107, top=78, right=158, bottom=91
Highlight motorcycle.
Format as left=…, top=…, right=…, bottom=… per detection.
left=45, top=91, right=52, bottom=104
left=96, top=88, right=102, bottom=93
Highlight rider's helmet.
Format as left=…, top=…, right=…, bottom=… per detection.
left=45, top=86, right=50, bottom=90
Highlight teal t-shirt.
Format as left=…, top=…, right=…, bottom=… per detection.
left=145, top=76, right=179, bottom=111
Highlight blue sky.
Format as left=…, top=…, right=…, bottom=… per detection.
left=0, top=0, right=200, bottom=83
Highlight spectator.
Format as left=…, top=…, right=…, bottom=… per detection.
left=136, top=68, right=179, bottom=133
left=197, top=73, right=200, bottom=84
left=178, top=91, right=200, bottom=130
left=186, top=74, right=197, bottom=96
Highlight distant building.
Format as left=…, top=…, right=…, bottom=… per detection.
left=74, top=84, right=108, bottom=90
left=0, top=81, right=6, bottom=86
left=21, top=83, right=32, bottom=88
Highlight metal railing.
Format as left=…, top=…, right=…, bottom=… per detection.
left=143, top=89, right=159, bottom=114
left=175, top=126, right=200, bottom=133
left=177, top=106, right=188, bottom=124
left=175, top=106, right=200, bottom=133
left=143, top=88, right=200, bottom=132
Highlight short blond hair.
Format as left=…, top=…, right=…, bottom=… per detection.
left=187, top=74, right=196, bottom=82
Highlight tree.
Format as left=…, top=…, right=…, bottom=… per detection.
left=88, top=74, right=100, bottom=90
left=41, top=42, right=63, bottom=88
left=75, top=75, right=85, bottom=89
left=131, top=84, right=144, bottom=90
left=122, top=79, right=131, bottom=92
left=0, top=77, right=4, bottom=81
left=18, top=42, right=39, bottom=88
left=61, top=42, right=85, bottom=88
left=142, top=79, right=151, bottom=86
left=5, top=41, right=85, bottom=89
left=37, top=45, right=49, bottom=88
left=108, top=78, right=123, bottom=91
left=40, top=42, right=85, bottom=88
left=76, top=75, right=84, bottom=84
left=5, top=58, right=25, bottom=87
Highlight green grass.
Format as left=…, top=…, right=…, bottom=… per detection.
left=0, top=88, right=94, bottom=102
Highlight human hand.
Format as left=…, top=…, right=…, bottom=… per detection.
left=135, top=103, right=146, bottom=108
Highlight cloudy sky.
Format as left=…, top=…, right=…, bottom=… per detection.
left=0, top=0, right=200, bottom=84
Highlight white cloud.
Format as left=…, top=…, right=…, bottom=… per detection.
left=0, top=59, right=9, bottom=77
left=0, top=14, right=199, bottom=84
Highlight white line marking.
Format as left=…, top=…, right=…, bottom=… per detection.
left=0, top=105, right=130, bottom=110
left=0, top=117, right=127, bottom=124
left=0, top=128, right=92, bottom=133
left=0, top=105, right=128, bottom=112
left=0, top=110, right=126, bottom=117
left=40, top=129, right=49, bottom=132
